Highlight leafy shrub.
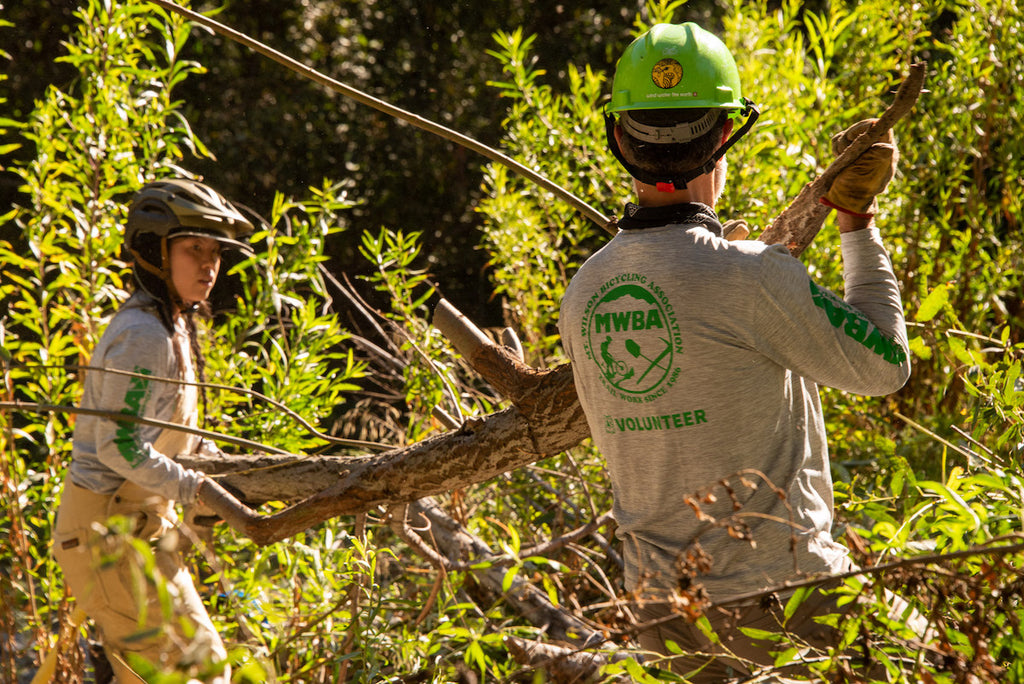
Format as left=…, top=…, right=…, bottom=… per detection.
left=2, top=0, right=1023, bottom=682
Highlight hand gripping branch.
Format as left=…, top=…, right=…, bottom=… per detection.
left=146, top=0, right=617, bottom=234
left=757, top=62, right=927, bottom=256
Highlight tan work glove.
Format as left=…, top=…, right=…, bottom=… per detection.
left=722, top=218, right=750, bottom=241
left=181, top=501, right=221, bottom=549
left=822, top=118, right=899, bottom=216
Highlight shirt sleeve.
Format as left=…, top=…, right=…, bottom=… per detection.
left=90, top=321, right=204, bottom=503
left=751, top=227, right=911, bottom=395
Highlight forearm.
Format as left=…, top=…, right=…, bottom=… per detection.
left=837, top=211, right=872, bottom=234
left=839, top=225, right=910, bottom=388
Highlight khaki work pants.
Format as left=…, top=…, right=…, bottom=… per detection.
left=54, top=480, right=229, bottom=684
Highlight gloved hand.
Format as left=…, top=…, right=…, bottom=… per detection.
left=181, top=501, right=221, bottom=549
left=722, top=218, right=749, bottom=241
left=822, top=118, right=899, bottom=216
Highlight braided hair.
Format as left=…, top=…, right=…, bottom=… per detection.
left=124, top=179, right=254, bottom=423
left=129, top=232, right=212, bottom=418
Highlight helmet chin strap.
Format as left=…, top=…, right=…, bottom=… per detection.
left=606, top=99, right=760, bottom=192
left=130, top=237, right=190, bottom=312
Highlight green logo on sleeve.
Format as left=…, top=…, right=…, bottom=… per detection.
left=809, top=281, right=907, bottom=365
left=579, top=273, right=684, bottom=402
left=114, top=366, right=153, bottom=467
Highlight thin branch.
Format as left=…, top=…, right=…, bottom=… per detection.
left=894, top=411, right=988, bottom=465
left=713, top=536, right=1024, bottom=609
left=326, top=267, right=468, bottom=425
left=0, top=400, right=291, bottom=455
left=3, top=361, right=392, bottom=452
left=388, top=502, right=456, bottom=571
left=950, top=424, right=997, bottom=458
left=518, top=512, right=615, bottom=562
left=146, top=0, right=616, bottom=233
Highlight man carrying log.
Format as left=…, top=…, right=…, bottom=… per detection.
left=558, top=21, right=911, bottom=680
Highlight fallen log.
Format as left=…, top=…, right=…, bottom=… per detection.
left=178, top=64, right=926, bottom=544
left=178, top=301, right=588, bottom=545
left=179, top=395, right=583, bottom=513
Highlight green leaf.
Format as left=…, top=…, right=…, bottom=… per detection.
left=540, top=574, right=559, bottom=606
left=915, top=283, right=950, bottom=322
left=739, top=626, right=782, bottom=641
left=624, top=657, right=651, bottom=681
left=784, top=586, right=813, bottom=622
left=919, top=480, right=981, bottom=531
left=773, top=646, right=801, bottom=667
left=465, top=639, right=486, bottom=674
left=501, top=566, right=519, bottom=593
left=891, top=466, right=905, bottom=498
left=1003, top=361, right=1022, bottom=406
left=694, top=615, right=720, bottom=644
left=908, top=335, right=933, bottom=360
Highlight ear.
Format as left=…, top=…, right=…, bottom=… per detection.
left=614, top=122, right=624, bottom=146
left=721, top=118, right=734, bottom=145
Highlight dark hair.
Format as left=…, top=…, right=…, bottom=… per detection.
left=131, top=235, right=177, bottom=333
left=129, top=233, right=213, bottom=420
left=618, top=108, right=727, bottom=176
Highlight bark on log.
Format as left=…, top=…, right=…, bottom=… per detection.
left=178, top=304, right=588, bottom=545
left=178, top=395, right=584, bottom=510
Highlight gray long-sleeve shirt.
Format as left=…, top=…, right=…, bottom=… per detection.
left=559, top=216, right=909, bottom=601
left=68, top=291, right=205, bottom=504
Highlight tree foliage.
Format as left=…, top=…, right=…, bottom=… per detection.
left=2, top=0, right=1023, bottom=682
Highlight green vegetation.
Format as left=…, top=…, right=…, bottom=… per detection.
left=2, top=0, right=1022, bottom=681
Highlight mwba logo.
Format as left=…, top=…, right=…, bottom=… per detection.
left=582, top=280, right=681, bottom=397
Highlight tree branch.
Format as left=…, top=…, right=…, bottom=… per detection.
left=504, top=637, right=627, bottom=683
left=410, top=498, right=616, bottom=650
left=756, top=62, right=927, bottom=256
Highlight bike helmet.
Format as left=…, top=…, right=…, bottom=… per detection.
left=126, top=179, right=254, bottom=252
left=125, top=179, right=254, bottom=307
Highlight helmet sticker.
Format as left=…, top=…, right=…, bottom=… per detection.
left=651, top=58, right=683, bottom=89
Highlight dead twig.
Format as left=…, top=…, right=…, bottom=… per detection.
left=713, top=535, right=1024, bottom=609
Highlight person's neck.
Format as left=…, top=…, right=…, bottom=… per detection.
left=171, top=299, right=196, bottom=322
left=633, top=174, right=717, bottom=208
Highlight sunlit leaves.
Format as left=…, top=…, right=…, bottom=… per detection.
left=4, top=0, right=1024, bottom=680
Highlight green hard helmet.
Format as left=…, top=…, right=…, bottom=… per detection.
left=608, top=22, right=745, bottom=115
left=604, top=22, right=758, bottom=190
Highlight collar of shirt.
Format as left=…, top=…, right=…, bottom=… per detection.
left=618, top=201, right=723, bottom=237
